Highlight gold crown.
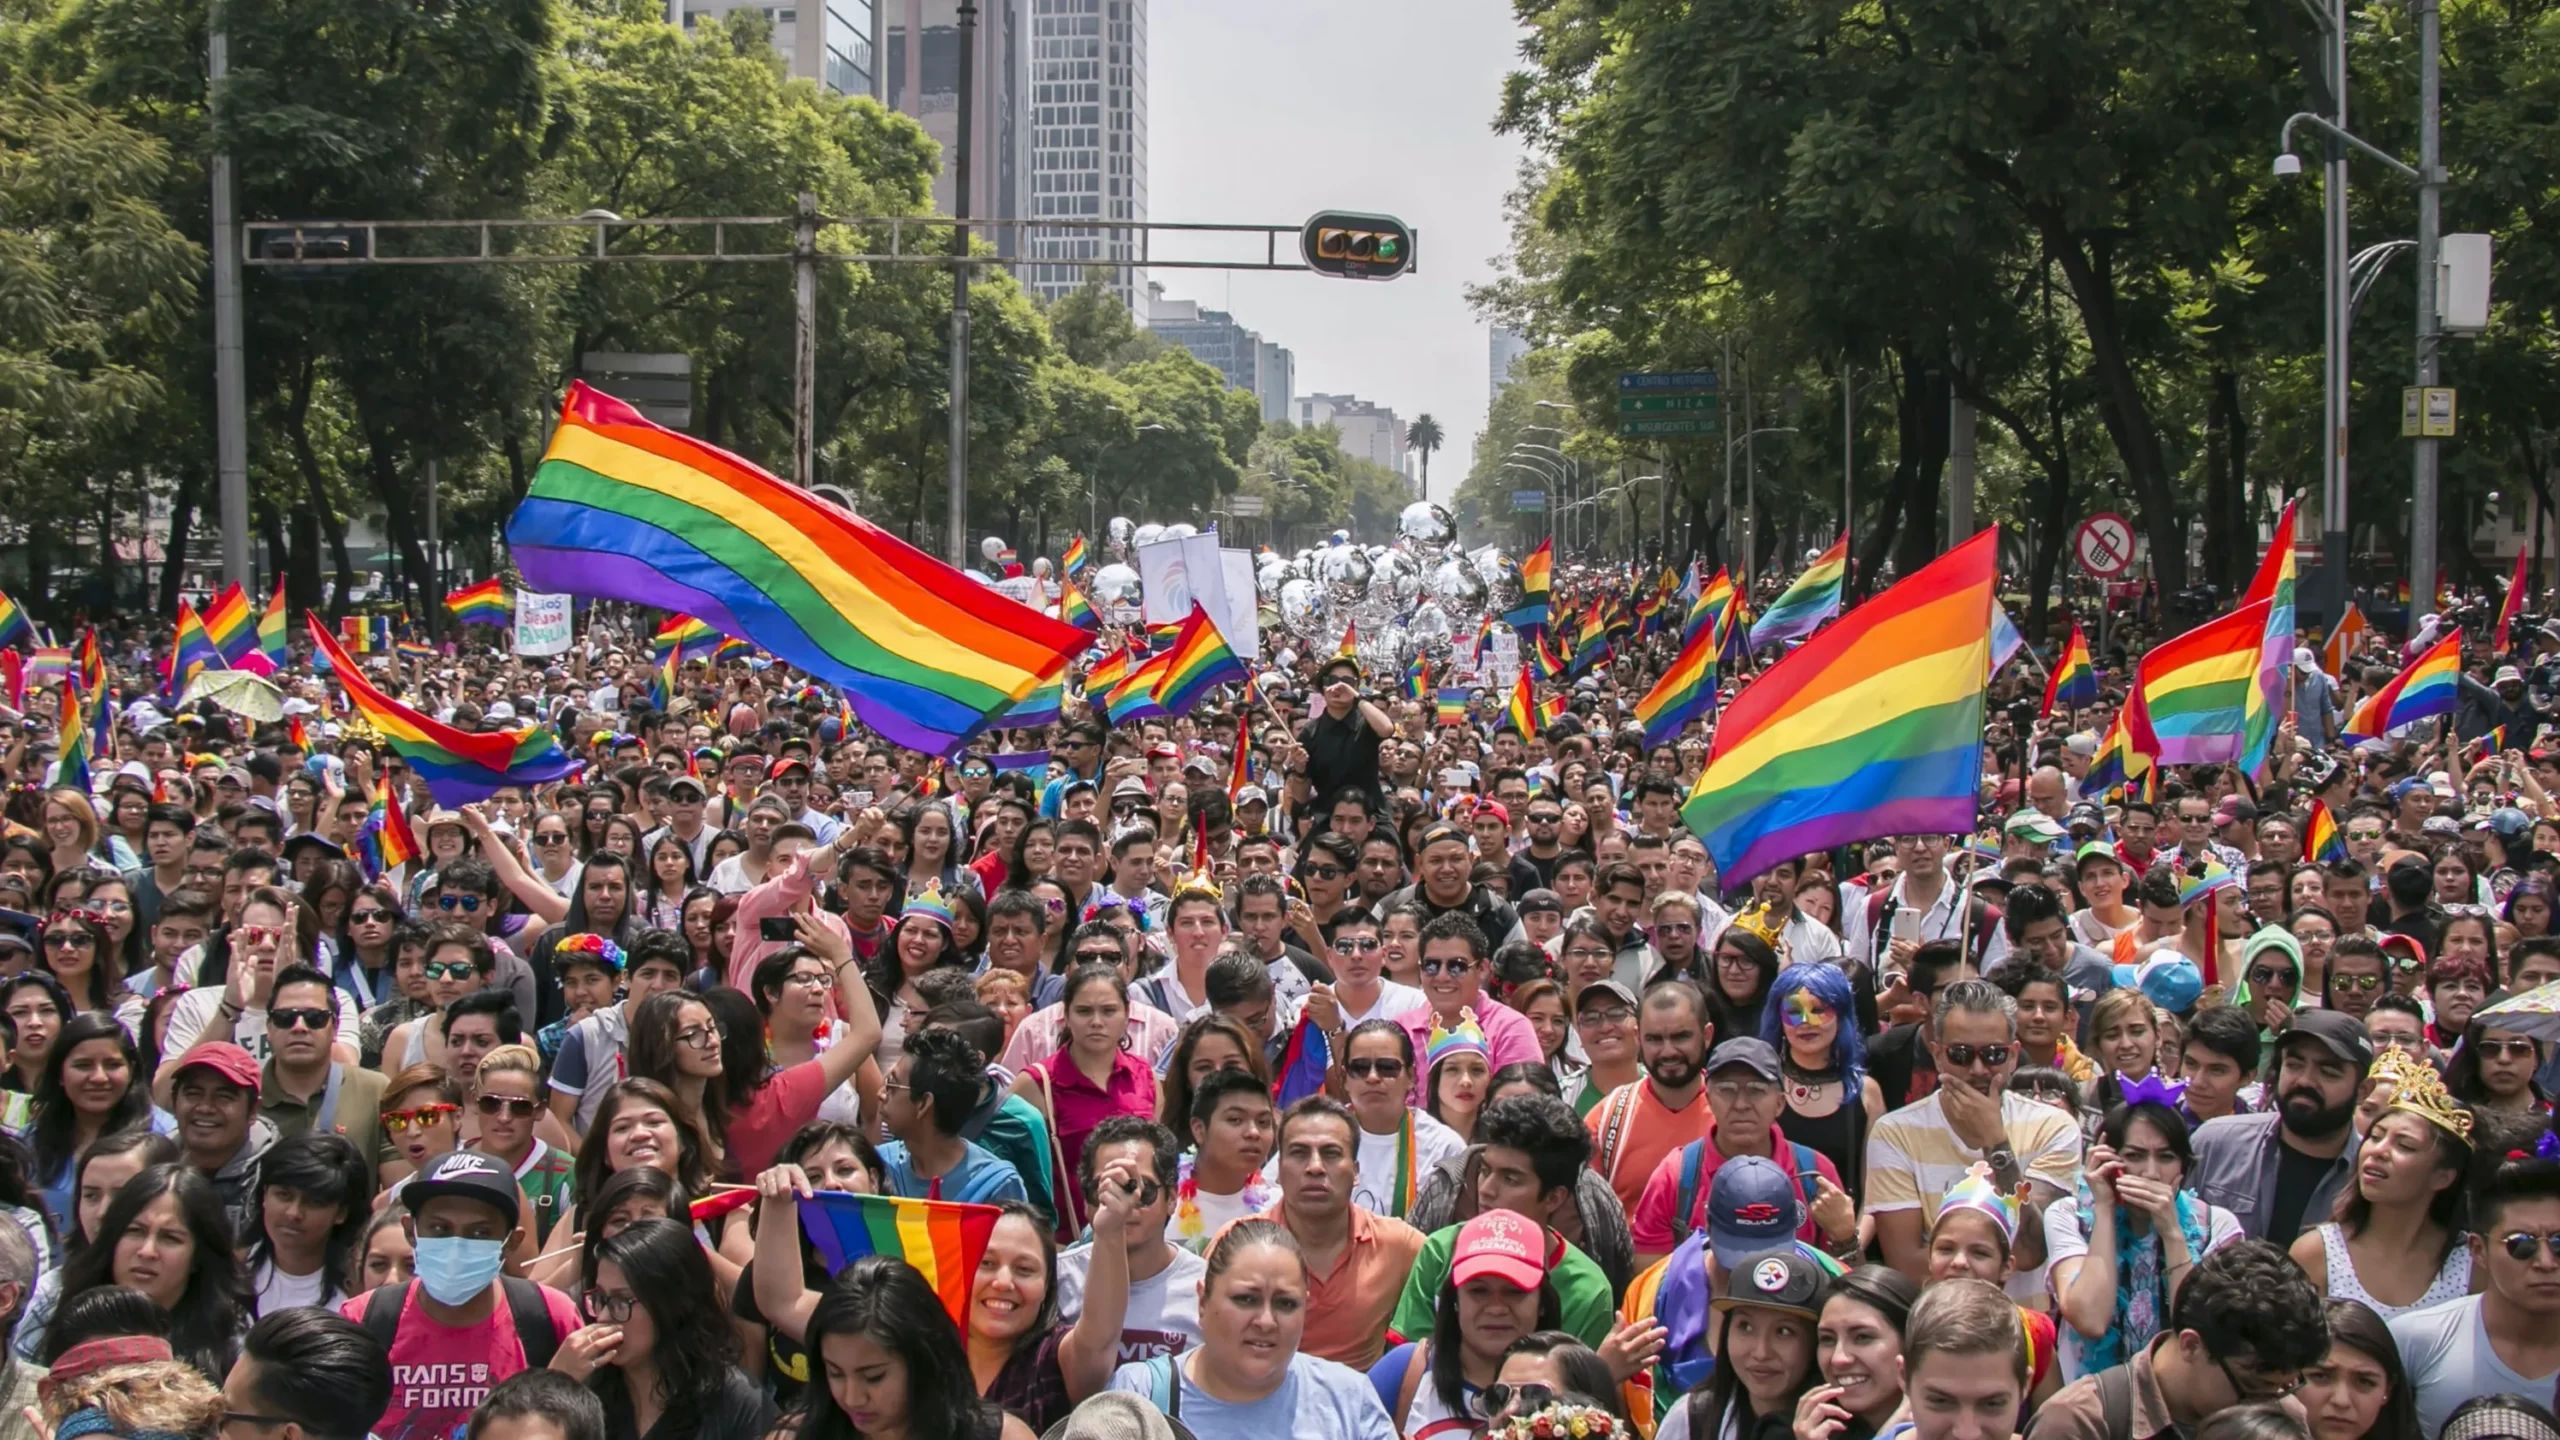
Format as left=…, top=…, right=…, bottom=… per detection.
left=2374, top=1044, right=2474, bottom=1144
left=1171, top=870, right=1223, bottom=904
left=1725, top=901, right=1784, bottom=948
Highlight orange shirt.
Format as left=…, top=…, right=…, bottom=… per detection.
left=1586, top=1078, right=1714, bottom=1213
left=1275, top=1203, right=1427, bottom=1369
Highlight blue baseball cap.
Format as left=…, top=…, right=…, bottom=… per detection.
left=1707, top=1154, right=1801, bottom=1263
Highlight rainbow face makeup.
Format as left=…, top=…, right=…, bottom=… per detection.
left=1783, top=991, right=1833, bottom=1029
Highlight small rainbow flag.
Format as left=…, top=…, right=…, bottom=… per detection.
left=1226, top=710, right=1250, bottom=798
left=2305, top=798, right=2347, bottom=864
left=0, top=590, right=28, bottom=649
left=1507, top=538, right=1552, bottom=637
left=1434, top=686, right=1471, bottom=726
left=1057, top=577, right=1099, bottom=631
left=1061, top=535, right=1089, bottom=575
left=75, top=629, right=104, bottom=700
left=648, top=644, right=678, bottom=711
left=796, top=1191, right=1000, bottom=1328
left=256, top=582, right=288, bottom=670
left=396, top=641, right=437, bottom=663
left=2083, top=678, right=2157, bottom=798
left=1151, top=604, right=1247, bottom=717
left=310, top=616, right=578, bottom=803
left=1083, top=642, right=1135, bottom=697
left=712, top=636, right=754, bottom=666
left=1748, top=537, right=1848, bottom=652
left=1105, top=648, right=1173, bottom=726
left=1403, top=654, right=1430, bottom=702
left=2343, top=630, right=2463, bottom=742
left=26, top=645, right=70, bottom=691
left=1336, top=621, right=1359, bottom=661
left=1686, top=568, right=1737, bottom=647
left=1531, top=630, right=1565, bottom=682
left=1504, top=668, right=1539, bottom=739
left=201, top=583, right=256, bottom=665
left=2041, top=621, right=2097, bottom=718
left=652, top=614, right=721, bottom=661
left=1635, top=622, right=1718, bottom=746
left=990, top=749, right=1051, bottom=774
left=171, top=603, right=224, bottom=691
left=55, top=685, right=90, bottom=793
left=1272, top=1015, right=1332, bottom=1108
left=444, top=578, right=511, bottom=626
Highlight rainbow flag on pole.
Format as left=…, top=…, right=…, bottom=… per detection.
left=1504, top=668, right=1540, bottom=740
left=2041, top=622, right=2097, bottom=718
left=795, top=1192, right=1001, bottom=1329
left=510, top=381, right=1085, bottom=755
left=2498, top=545, right=2532, bottom=654
left=2082, top=678, right=2158, bottom=799
left=1635, top=622, right=1719, bottom=746
left=309, top=616, right=577, bottom=802
left=2343, top=630, right=2464, bottom=742
left=1151, top=604, right=1247, bottom=716
left=1061, top=535, right=1089, bottom=576
left=201, top=583, right=255, bottom=666
left=1507, top=538, right=1552, bottom=637
left=1747, top=536, right=1848, bottom=651
left=444, top=578, right=511, bottom=625
left=1057, top=577, right=1099, bottom=632
left=2138, top=601, right=2271, bottom=766
left=0, top=591, right=28, bottom=649
left=2236, top=499, right=2299, bottom=774
left=1681, top=530, right=1998, bottom=883
left=54, top=685, right=89, bottom=793
left=254, top=582, right=288, bottom=671
left=2305, top=798, right=2347, bottom=863
left=1272, top=1016, right=1332, bottom=1108
left=170, top=602, right=224, bottom=692
left=1105, top=648, right=1173, bottom=726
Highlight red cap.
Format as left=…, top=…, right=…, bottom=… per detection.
left=1451, top=1209, right=1549, bottom=1291
left=171, top=1041, right=260, bottom=1093
left=767, top=757, right=811, bottom=779
left=1473, top=800, right=1511, bottom=826
left=1146, top=743, right=1179, bottom=760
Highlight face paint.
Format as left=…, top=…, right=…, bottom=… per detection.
left=1783, top=990, right=1830, bottom=1028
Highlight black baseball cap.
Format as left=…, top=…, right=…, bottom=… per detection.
left=2280, top=1009, right=2375, bottom=1072
left=405, top=1150, right=522, bottom=1228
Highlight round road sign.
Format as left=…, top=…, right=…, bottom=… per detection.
left=2075, top=513, right=2136, bottom=580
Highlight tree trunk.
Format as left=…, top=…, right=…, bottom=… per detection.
left=256, top=502, right=287, bottom=596
left=2203, top=380, right=2233, bottom=594
left=357, top=415, right=432, bottom=618
left=159, top=464, right=201, bottom=615
left=95, top=478, right=119, bottom=607
left=2044, top=223, right=2185, bottom=591
left=285, top=357, right=355, bottom=616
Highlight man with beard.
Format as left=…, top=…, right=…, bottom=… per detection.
left=2188, top=1008, right=2372, bottom=1244
left=1584, top=980, right=1714, bottom=1212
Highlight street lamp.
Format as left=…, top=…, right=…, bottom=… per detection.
left=1090, top=418, right=1166, bottom=538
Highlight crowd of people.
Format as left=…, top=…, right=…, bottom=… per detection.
left=1, top=576, right=2560, bottom=1440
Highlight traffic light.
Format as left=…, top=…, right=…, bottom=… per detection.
left=1301, top=212, right=1417, bottom=281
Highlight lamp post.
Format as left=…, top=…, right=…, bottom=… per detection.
left=1090, top=419, right=1166, bottom=540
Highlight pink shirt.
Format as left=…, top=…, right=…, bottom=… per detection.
left=1395, top=996, right=1542, bottom=1107
left=1027, top=1050, right=1157, bottom=1236
left=1627, top=1122, right=1840, bottom=1252
left=728, top=850, right=854, bottom=993
left=725, top=1058, right=838, bottom=1179
left=342, top=1280, right=582, bottom=1440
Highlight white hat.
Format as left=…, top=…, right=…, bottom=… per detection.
left=2293, top=646, right=2320, bottom=672
left=485, top=700, right=517, bottom=722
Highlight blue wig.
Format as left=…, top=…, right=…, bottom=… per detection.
left=1758, top=961, right=1866, bottom=1093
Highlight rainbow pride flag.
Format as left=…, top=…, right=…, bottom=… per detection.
left=2499, top=546, right=2532, bottom=654
left=76, top=629, right=104, bottom=700
left=24, top=646, right=69, bottom=692
left=997, top=675, right=1062, bottom=730
left=2343, top=631, right=2463, bottom=741
left=1403, top=654, right=1430, bottom=703
left=1057, top=577, right=1099, bottom=631
left=1682, top=530, right=1997, bottom=883
left=309, top=617, right=577, bottom=802
left=796, top=1192, right=1000, bottom=1328
left=2236, top=499, right=2298, bottom=774
left=0, top=590, right=28, bottom=649
left=256, top=582, right=288, bottom=670
left=1531, top=630, right=1565, bottom=683
left=1105, top=648, right=1173, bottom=726
left=1227, top=710, right=1251, bottom=798
left=444, top=578, right=511, bottom=626
left=1687, top=568, right=1737, bottom=647
left=201, top=583, right=255, bottom=666
left=990, top=748, right=1051, bottom=774
left=1272, top=1016, right=1331, bottom=1108
left=55, top=686, right=89, bottom=793
left=171, top=603, right=224, bottom=691
left=1434, top=686, right=1471, bottom=726
left=1504, top=668, right=1539, bottom=739
left=1083, top=642, right=1135, bottom=697
left=647, top=644, right=679, bottom=711
left=362, top=782, right=422, bottom=878
left=2305, top=798, right=2347, bottom=864
left=1635, top=622, right=1718, bottom=746
left=1061, top=535, right=1089, bottom=575
left=2042, top=622, right=2097, bottom=718
left=2082, top=679, right=2157, bottom=798
left=1507, top=538, right=1552, bottom=637
left=2139, top=601, right=2271, bottom=766
left=652, top=614, right=721, bottom=662
left=1989, top=603, right=2027, bottom=677
left=1152, top=604, right=1247, bottom=716
left=511, top=381, right=1084, bottom=754
left=1748, top=536, right=1848, bottom=651
left=1336, top=621, right=1359, bottom=662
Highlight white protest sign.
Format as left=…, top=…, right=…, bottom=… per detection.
left=513, top=591, right=573, bottom=655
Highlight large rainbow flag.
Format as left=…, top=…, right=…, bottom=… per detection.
left=1686, top=568, right=1738, bottom=648
left=1104, top=648, right=1173, bottom=726
left=2082, top=677, right=2157, bottom=798
left=2137, top=600, right=2271, bottom=767
left=444, top=578, right=511, bottom=626
left=308, top=617, right=577, bottom=802
left=1151, top=604, right=1247, bottom=716
left=509, top=382, right=1085, bottom=754
left=796, top=1191, right=1000, bottom=1328
left=1747, top=536, right=1847, bottom=651
left=1681, top=530, right=1997, bottom=883
left=1506, top=538, right=1552, bottom=637
left=201, top=583, right=256, bottom=666
left=2343, top=631, right=2463, bottom=742
left=1635, top=621, right=1718, bottom=746
left=2042, top=622, right=2096, bottom=718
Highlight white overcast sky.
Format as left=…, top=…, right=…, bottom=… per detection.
left=1147, top=2, right=1529, bottom=502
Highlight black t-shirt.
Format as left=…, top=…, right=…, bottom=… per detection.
left=1869, top=1023, right=1935, bottom=1110
left=2268, top=1139, right=2335, bottom=1245
left=1300, top=708, right=1384, bottom=809
left=1508, top=849, right=1561, bottom=897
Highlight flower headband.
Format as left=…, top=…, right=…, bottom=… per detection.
left=554, top=932, right=625, bottom=973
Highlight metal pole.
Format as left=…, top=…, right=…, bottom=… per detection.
left=209, top=1, right=250, bottom=590
left=793, top=191, right=817, bottom=490
left=424, top=459, right=440, bottom=641
left=1721, top=335, right=1734, bottom=573
left=1744, top=384, right=1758, bottom=590
left=2410, top=0, right=2444, bottom=616
left=945, top=0, right=977, bottom=566
left=1842, top=359, right=1854, bottom=550
left=2321, top=0, right=2353, bottom=622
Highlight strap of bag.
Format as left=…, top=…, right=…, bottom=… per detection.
left=358, top=1280, right=409, bottom=1353
left=1394, top=1339, right=1431, bottom=1429
left=1029, top=1062, right=1080, bottom=1240
left=1670, top=1140, right=1707, bottom=1243
left=2099, top=1360, right=2135, bottom=1440
left=501, top=1275, right=560, bottom=1368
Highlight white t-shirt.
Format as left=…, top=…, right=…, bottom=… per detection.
left=1056, top=1241, right=1206, bottom=1364
left=2391, top=1294, right=2560, bottom=1439
left=1350, top=1110, right=1466, bottom=1218
left=252, top=1259, right=339, bottom=1315
left=161, top=986, right=361, bottom=1070
left=1340, top=981, right=1427, bottom=1029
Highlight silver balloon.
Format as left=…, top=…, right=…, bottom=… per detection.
left=1256, top=559, right=1291, bottom=603
left=1329, top=530, right=1352, bottom=547
left=1031, top=556, right=1053, bottom=578
left=1375, top=548, right=1421, bottom=607
left=1278, top=578, right=1329, bottom=640
left=1398, top=501, right=1458, bottom=547
left=1107, top=516, right=1135, bottom=549
left=1166, top=522, right=1198, bottom=540
left=1320, top=545, right=1372, bottom=604
left=1358, top=626, right=1407, bottom=677
left=1476, top=550, right=1523, bottom=618
left=979, top=535, right=1007, bottom=563
left=1133, top=523, right=1168, bottom=549
left=1407, top=602, right=1454, bottom=658
left=1091, top=562, right=1142, bottom=611
left=1429, top=557, right=1488, bottom=613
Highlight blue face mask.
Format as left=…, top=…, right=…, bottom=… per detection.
left=412, top=1235, right=508, bottom=1305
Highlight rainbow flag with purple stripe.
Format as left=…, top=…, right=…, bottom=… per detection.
left=796, top=1191, right=1000, bottom=1327
left=1272, top=1016, right=1331, bottom=1108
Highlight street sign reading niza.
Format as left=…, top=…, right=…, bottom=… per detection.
left=1618, top=393, right=1720, bottom=415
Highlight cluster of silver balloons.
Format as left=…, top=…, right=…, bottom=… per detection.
left=1253, top=501, right=1525, bottom=670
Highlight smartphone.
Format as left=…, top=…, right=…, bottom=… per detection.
left=1891, top=908, right=1923, bottom=944
left=759, top=915, right=799, bottom=942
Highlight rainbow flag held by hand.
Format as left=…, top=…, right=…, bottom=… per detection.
left=2139, top=601, right=2271, bottom=766
left=1434, top=686, right=1471, bottom=726
left=1748, top=537, right=1848, bottom=652
left=1057, top=577, right=1100, bottom=632
left=55, top=686, right=90, bottom=793
left=1151, top=604, right=1247, bottom=717
left=2343, top=631, right=2463, bottom=742
left=1505, top=669, right=1540, bottom=740
left=0, top=590, right=28, bottom=649
left=1507, top=538, right=1552, bottom=638
left=796, top=1191, right=1001, bottom=1328
left=2042, top=622, right=2097, bottom=718
left=510, top=381, right=1085, bottom=756
left=1636, top=622, right=1719, bottom=746
left=444, top=578, right=511, bottom=625
left=309, top=616, right=577, bottom=803
left=170, top=603, right=224, bottom=692
left=1682, top=530, right=1999, bottom=884
left=201, top=583, right=255, bottom=666
left=1105, top=648, right=1173, bottom=726
left=2305, top=798, right=2347, bottom=864
left=1272, top=1016, right=1331, bottom=1108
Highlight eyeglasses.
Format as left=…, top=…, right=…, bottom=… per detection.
left=1708, top=1078, right=1778, bottom=1103
left=2247, top=966, right=2297, bottom=989
left=2475, top=1038, right=2541, bottom=1060
left=2331, top=973, right=2383, bottom=994
left=1483, top=1383, right=1556, bottom=1418
left=1716, top=953, right=1761, bottom=972
left=2500, top=1231, right=2560, bottom=1261
left=1939, top=1043, right=2013, bottom=1070
left=268, top=1007, right=332, bottom=1032
left=1073, top=949, right=1125, bottom=966
left=436, top=895, right=484, bottom=913
left=1345, top=1057, right=1407, bottom=1080
left=1418, top=957, right=1477, bottom=977
left=349, top=909, right=394, bottom=925
left=42, top=932, right=92, bottom=951
left=1655, top=922, right=1697, bottom=936
left=381, top=1103, right=458, bottom=1134
left=423, top=960, right=478, bottom=981
left=477, top=1094, right=541, bottom=1118
left=1336, top=936, right=1382, bottom=953
left=783, top=970, right=832, bottom=991
left=674, top=1025, right=720, bottom=1050
left=582, top=1291, right=640, bottom=1323
left=1576, top=1006, right=1634, bottom=1029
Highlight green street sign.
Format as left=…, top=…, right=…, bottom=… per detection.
left=1618, top=416, right=1721, bottom=438
left=1617, top=393, right=1721, bottom=415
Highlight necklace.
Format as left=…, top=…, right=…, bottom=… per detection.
left=1782, top=1058, right=1838, bottom=1107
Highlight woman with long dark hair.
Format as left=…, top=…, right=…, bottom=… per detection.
left=786, top=1253, right=1030, bottom=1440
left=1705, top=927, right=1781, bottom=1054
left=1655, top=1250, right=1827, bottom=1440
left=74, top=873, right=146, bottom=1002
left=2051, top=1097, right=2246, bottom=1380
left=549, top=1217, right=771, bottom=1440
left=242, top=1131, right=366, bottom=1315
left=2298, top=1297, right=2424, bottom=1440
left=641, top=834, right=699, bottom=933
left=1, top=971, right=72, bottom=1097
left=623, top=991, right=730, bottom=1178
left=27, top=1013, right=153, bottom=1233
left=705, top=947, right=880, bottom=1178
left=898, top=802, right=976, bottom=903
left=2289, top=1050, right=2472, bottom=1318
left=35, top=909, right=120, bottom=1017
left=1373, top=1210, right=1565, bottom=1434
left=1793, top=1266, right=1920, bottom=1440
left=2443, top=1017, right=2552, bottom=1116
left=333, top=882, right=408, bottom=1014
left=53, top=1162, right=250, bottom=1380
left=10, top=1131, right=179, bottom=1362
left=1012, top=965, right=1154, bottom=1240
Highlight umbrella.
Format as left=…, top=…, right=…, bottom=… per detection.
left=2472, top=980, right=2560, bottom=1043
left=178, top=669, right=284, bottom=724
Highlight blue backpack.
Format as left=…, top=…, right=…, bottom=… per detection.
left=1667, top=1138, right=1824, bottom=1243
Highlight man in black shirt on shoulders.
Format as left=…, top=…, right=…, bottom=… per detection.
left=1298, top=655, right=1394, bottom=812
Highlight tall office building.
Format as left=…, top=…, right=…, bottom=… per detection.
left=1024, top=0, right=1147, bottom=308
left=1489, top=325, right=1530, bottom=403
left=881, top=1, right=1030, bottom=256
left=1144, top=283, right=1293, bottom=422
left=1296, top=394, right=1412, bottom=491
left=681, top=1, right=880, bottom=97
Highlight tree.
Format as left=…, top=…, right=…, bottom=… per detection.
left=1406, top=413, right=1444, bottom=495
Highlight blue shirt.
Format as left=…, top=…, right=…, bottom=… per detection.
left=1109, top=1352, right=1395, bottom=1440
left=877, top=1137, right=1029, bottom=1205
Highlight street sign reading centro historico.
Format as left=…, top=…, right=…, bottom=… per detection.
left=1618, top=370, right=1721, bottom=437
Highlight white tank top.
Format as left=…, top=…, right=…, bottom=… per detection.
left=2316, top=1221, right=2473, bottom=1319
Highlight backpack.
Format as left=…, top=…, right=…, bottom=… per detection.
left=1668, top=1139, right=1825, bottom=1244
left=1139, top=1353, right=1183, bottom=1420
left=2097, top=1362, right=2139, bottom=1440
left=359, top=1277, right=563, bottom=1370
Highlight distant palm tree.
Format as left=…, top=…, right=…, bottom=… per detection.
left=1406, top=413, right=1445, bottom=495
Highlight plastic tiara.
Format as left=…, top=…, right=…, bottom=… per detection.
left=1170, top=870, right=1223, bottom=904
left=2115, top=1070, right=2188, bottom=1110
left=1425, top=1009, right=1490, bottom=1069
left=901, top=885, right=957, bottom=929
left=2375, top=1043, right=2475, bottom=1144
left=1937, top=1162, right=2022, bottom=1246
left=1725, top=901, right=1784, bottom=948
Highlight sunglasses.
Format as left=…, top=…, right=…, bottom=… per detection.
left=423, top=960, right=478, bottom=981
left=381, top=1103, right=458, bottom=1134
left=42, top=932, right=92, bottom=951
left=349, top=909, right=394, bottom=925
left=2331, top=973, right=2383, bottom=994
left=1073, top=949, right=1125, bottom=966
left=1302, top=865, right=1344, bottom=880
left=1940, top=1042, right=2013, bottom=1069
left=2474, top=1038, right=2540, bottom=1060
left=436, top=895, right=484, bottom=913
left=534, top=833, right=570, bottom=846
left=1418, top=958, right=1476, bottom=977
left=1345, top=1057, right=1407, bottom=1080
left=1484, top=1383, right=1556, bottom=1418
left=2247, top=966, right=2297, bottom=989
left=1336, top=936, right=1382, bottom=953
left=268, top=1007, right=333, bottom=1032
left=477, top=1094, right=541, bottom=1118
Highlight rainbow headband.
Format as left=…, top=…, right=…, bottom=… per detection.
left=1425, top=1009, right=1490, bottom=1070
left=901, top=886, right=957, bottom=930
left=554, top=932, right=625, bottom=973
left=1936, top=1162, right=2022, bottom=1248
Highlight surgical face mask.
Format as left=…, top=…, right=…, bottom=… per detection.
left=412, top=1235, right=508, bottom=1306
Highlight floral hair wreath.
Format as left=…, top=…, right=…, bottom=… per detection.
left=554, top=932, right=625, bottom=973
left=1485, top=1400, right=1620, bottom=1440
